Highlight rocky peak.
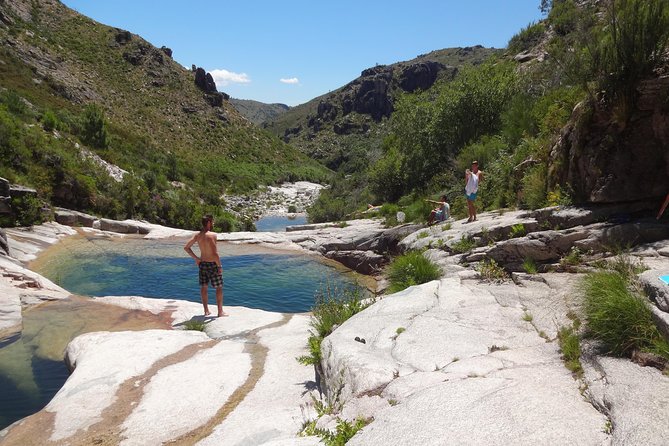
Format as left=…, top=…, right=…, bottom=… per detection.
left=194, top=66, right=217, bottom=93
left=399, top=60, right=448, bottom=93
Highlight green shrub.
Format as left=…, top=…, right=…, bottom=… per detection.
left=582, top=271, right=669, bottom=359
left=0, top=89, right=28, bottom=116
left=451, top=235, right=476, bottom=254
left=287, top=204, right=297, bottom=213
left=557, top=325, right=582, bottom=374
left=548, top=0, right=579, bottom=35
left=598, top=0, right=669, bottom=113
left=522, top=257, right=538, bottom=274
left=297, top=284, right=369, bottom=366
left=387, top=251, right=441, bottom=293
left=80, top=103, right=109, bottom=149
left=379, top=203, right=399, bottom=217
left=508, top=21, right=546, bottom=54
left=41, top=109, right=59, bottom=131
left=2, top=195, right=46, bottom=227
left=403, top=198, right=432, bottom=223
left=521, top=164, right=547, bottom=209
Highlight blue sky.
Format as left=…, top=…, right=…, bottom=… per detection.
left=61, top=1, right=544, bottom=106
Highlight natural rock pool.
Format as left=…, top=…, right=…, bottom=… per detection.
left=0, top=232, right=360, bottom=430
left=32, top=235, right=359, bottom=313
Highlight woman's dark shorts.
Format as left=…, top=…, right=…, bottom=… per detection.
left=199, top=261, right=223, bottom=288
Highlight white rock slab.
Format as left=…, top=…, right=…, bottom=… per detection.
left=120, top=340, right=251, bottom=446
left=5, top=222, right=76, bottom=262
left=197, top=314, right=315, bottom=446
left=93, top=295, right=283, bottom=334
left=349, top=365, right=609, bottom=446
left=48, top=329, right=210, bottom=441
left=583, top=352, right=669, bottom=446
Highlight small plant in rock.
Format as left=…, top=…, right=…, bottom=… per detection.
left=451, top=235, right=476, bottom=254
left=396, top=327, right=406, bottom=335
left=606, top=254, right=648, bottom=281
left=297, top=284, right=370, bottom=366
left=509, top=223, right=526, bottom=238
left=182, top=319, right=206, bottom=331
left=442, top=222, right=452, bottom=231
left=477, top=259, right=508, bottom=282
left=417, top=231, right=429, bottom=239
left=522, top=311, right=533, bottom=322
left=386, top=251, right=441, bottom=294
left=435, top=239, right=445, bottom=249
left=337, top=221, right=348, bottom=228
left=522, top=257, right=538, bottom=274
left=557, top=325, right=582, bottom=375
left=319, top=418, right=370, bottom=446
left=560, top=247, right=583, bottom=267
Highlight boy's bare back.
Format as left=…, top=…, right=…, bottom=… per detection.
left=194, top=231, right=218, bottom=262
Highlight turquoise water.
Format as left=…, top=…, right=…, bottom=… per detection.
left=35, top=236, right=357, bottom=313
left=255, top=214, right=307, bottom=232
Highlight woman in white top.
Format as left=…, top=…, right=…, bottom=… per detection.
left=465, top=161, right=483, bottom=223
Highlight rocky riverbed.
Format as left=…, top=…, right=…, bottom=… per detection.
left=0, top=203, right=668, bottom=445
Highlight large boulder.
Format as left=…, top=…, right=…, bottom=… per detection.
left=324, top=250, right=385, bottom=275
left=54, top=208, right=97, bottom=228
left=98, top=218, right=150, bottom=234
left=548, top=77, right=669, bottom=204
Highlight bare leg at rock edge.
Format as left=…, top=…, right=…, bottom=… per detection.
left=216, top=286, right=227, bottom=317
left=200, top=286, right=211, bottom=316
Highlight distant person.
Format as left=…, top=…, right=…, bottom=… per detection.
left=184, top=215, right=227, bottom=317
left=465, top=161, right=483, bottom=223
left=427, top=195, right=450, bottom=226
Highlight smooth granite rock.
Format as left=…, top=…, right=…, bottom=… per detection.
left=639, top=269, right=669, bottom=312
left=583, top=344, right=669, bottom=446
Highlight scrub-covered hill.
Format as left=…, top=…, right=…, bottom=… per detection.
left=0, top=0, right=330, bottom=230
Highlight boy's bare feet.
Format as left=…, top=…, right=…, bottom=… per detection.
left=204, top=310, right=211, bottom=316
left=217, top=312, right=229, bottom=317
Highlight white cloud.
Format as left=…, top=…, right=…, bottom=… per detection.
left=210, top=69, right=251, bottom=86
left=280, top=77, right=300, bottom=85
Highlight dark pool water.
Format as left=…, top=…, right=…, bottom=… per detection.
left=255, top=214, right=307, bottom=232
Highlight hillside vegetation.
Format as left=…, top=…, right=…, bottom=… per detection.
left=229, top=98, right=289, bottom=126
left=0, top=0, right=330, bottom=230
left=265, top=46, right=500, bottom=174
left=308, top=0, right=669, bottom=222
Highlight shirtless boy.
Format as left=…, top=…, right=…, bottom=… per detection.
left=184, top=215, right=227, bottom=317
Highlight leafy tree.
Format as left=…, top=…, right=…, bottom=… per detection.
left=80, top=103, right=109, bottom=149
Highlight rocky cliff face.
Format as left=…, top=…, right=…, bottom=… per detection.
left=548, top=70, right=669, bottom=206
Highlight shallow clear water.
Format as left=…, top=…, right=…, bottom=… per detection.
left=0, top=297, right=172, bottom=430
left=255, top=214, right=307, bottom=232
left=34, top=236, right=357, bottom=313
